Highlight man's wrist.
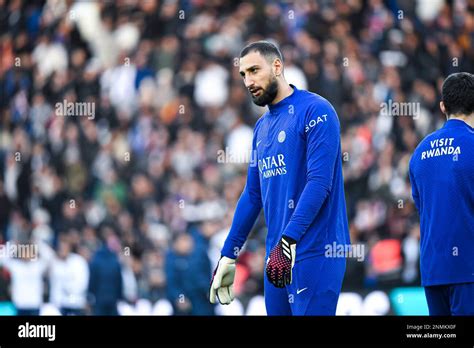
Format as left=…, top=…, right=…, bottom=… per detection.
left=220, top=255, right=236, bottom=263
left=220, top=250, right=238, bottom=260
left=282, top=234, right=297, bottom=244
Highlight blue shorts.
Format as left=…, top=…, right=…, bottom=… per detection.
left=424, top=282, right=474, bottom=315
left=264, top=255, right=346, bottom=315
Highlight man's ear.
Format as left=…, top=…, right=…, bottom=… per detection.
left=273, top=58, right=283, bottom=76
left=440, top=101, right=447, bottom=117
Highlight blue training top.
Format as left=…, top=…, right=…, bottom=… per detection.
left=221, top=85, right=350, bottom=262
left=409, top=118, right=474, bottom=286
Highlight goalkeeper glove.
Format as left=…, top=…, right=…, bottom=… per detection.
left=209, top=256, right=236, bottom=305
left=266, top=235, right=296, bottom=288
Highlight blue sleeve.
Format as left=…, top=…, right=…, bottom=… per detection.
left=87, top=259, right=97, bottom=297
left=409, top=160, right=421, bottom=212
left=221, top=128, right=262, bottom=259
left=165, top=252, right=180, bottom=301
left=194, top=245, right=213, bottom=291
left=282, top=99, right=340, bottom=242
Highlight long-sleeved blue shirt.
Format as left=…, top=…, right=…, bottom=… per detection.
left=221, top=85, right=350, bottom=262
left=409, top=118, right=474, bottom=286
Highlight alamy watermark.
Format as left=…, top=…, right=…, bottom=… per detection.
left=325, top=242, right=365, bottom=262
left=18, top=322, right=55, bottom=341
left=0, top=242, right=38, bottom=261
left=55, top=99, right=95, bottom=120
left=217, top=147, right=258, bottom=166
left=380, top=100, right=420, bottom=119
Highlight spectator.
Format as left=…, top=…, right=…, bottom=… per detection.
left=49, top=235, right=89, bottom=315
left=87, top=231, right=123, bottom=315
left=0, top=240, right=47, bottom=316
left=165, top=232, right=214, bottom=315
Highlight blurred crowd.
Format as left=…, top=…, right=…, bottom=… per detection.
left=0, top=0, right=473, bottom=315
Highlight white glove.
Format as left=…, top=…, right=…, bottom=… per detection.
left=209, top=256, right=236, bottom=305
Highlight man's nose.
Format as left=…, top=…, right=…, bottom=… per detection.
left=244, top=78, right=255, bottom=89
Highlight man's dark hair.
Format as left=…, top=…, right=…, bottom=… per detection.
left=239, top=40, right=283, bottom=63
left=441, top=72, right=474, bottom=116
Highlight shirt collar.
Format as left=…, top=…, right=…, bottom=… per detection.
left=443, top=118, right=474, bottom=131
left=268, top=84, right=298, bottom=115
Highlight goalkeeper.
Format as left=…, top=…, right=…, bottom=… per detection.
left=209, top=41, right=350, bottom=315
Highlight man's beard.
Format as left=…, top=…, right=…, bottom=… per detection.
left=251, top=77, right=279, bottom=107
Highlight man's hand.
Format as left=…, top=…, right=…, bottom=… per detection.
left=266, top=235, right=296, bottom=288
left=209, top=256, right=236, bottom=305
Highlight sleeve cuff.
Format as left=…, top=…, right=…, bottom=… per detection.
left=220, top=248, right=238, bottom=260
left=282, top=229, right=301, bottom=243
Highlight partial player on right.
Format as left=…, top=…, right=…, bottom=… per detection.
left=409, top=72, right=474, bottom=315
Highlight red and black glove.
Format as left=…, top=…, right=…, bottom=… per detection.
left=266, top=235, right=296, bottom=288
